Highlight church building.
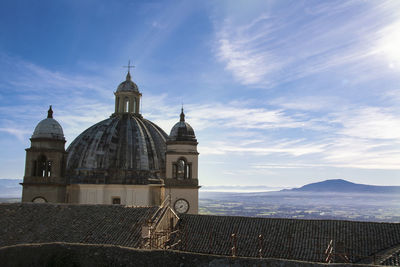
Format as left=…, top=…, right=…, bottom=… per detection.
left=21, top=70, right=200, bottom=214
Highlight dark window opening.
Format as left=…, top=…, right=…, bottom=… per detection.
left=38, top=155, right=47, bottom=177
left=112, top=197, right=121, bottom=204
left=36, top=156, right=52, bottom=177
left=174, top=159, right=191, bottom=180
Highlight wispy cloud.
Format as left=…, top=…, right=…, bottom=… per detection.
left=321, top=136, right=400, bottom=170
left=214, top=1, right=400, bottom=87
left=216, top=14, right=283, bottom=86
left=337, top=107, right=400, bottom=140
left=0, top=127, right=30, bottom=141
left=0, top=54, right=117, bottom=143
left=200, top=139, right=327, bottom=157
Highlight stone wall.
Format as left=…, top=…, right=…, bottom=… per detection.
left=0, top=242, right=382, bottom=267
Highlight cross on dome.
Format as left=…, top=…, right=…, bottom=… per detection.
left=123, top=60, right=135, bottom=72
left=123, top=60, right=135, bottom=81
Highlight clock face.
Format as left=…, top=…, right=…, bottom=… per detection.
left=174, top=198, right=189, bottom=214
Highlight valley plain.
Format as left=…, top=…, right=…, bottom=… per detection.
left=199, top=191, right=400, bottom=222
left=200, top=180, right=400, bottom=222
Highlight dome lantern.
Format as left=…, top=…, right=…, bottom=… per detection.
left=114, top=63, right=142, bottom=115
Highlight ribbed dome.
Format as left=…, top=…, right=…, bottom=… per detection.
left=117, top=72, right=139, bottom=92
left=66, top=114, right=168, bottom=184
left=169, top=109, right=196, bottom=142
left=31, top=106, right=65, bottom=141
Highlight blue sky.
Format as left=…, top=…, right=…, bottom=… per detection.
left=1, top=0, right=400, bottom=187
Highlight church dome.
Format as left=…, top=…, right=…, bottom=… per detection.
left=31, top=106, right=65, bottom=141
left=117, top=72, right=139, bottom=92
left=66, top=114, right=168, bottom=184
left=169, top=108, right=196, bottom=142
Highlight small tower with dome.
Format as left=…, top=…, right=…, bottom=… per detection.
left=21, top=106, right=68, bottom=203
left=165, top=107, right=200, bottom=214
left=114, top=65, right=142, bottom=115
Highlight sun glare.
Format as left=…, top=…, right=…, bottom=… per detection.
left=375, top=21, right=400, bottom=70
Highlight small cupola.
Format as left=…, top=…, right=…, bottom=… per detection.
left=114, top=67, right=142, bottom=115
left=169, top=108, right=197, bottom=142
left=116, top=71, right=139, bottom=92
left=31, top=106, right=65, bottom=141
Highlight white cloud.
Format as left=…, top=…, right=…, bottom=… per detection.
left=0, top=127, right=30, bottom=141
left=216, top=15, right=283, bottom=86
left=252, top=163, right=326, bottom=169
left=200, top=138, right=327, bottom=157
left=337, top=107, right=400, bottom=140
left=321, top=136, right=400, bottom=170
left=214, top=1, right=400, bottom=87
left=269, top=96, right=342, bottom=112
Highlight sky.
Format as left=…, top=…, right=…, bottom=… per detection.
left=1, top=0, right=400, bottom=187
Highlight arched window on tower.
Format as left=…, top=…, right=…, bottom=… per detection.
left=124, top=98, right=130, bottom=112
left=36, top=155, right=52, bottom=177
left=38, top=155, right=47, bottom=177
left=174, top=158, right=191, bottom=180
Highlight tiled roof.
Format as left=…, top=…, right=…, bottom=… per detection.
left=171, top=214, right=400, bottom=263
left=0, top=203, right=158, bottom=248
left=381, top=248, right=400, bottom=266
left=4, top=203, right=400, bottom=265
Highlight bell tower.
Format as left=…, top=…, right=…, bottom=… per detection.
left=165, top=108, right=200, bottom=214
left=21, top=106, right=67, bottom=203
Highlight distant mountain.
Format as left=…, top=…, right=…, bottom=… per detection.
left=0, top=179, right=22, bottom=198
left=286, top=179, right=400, bottom=194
